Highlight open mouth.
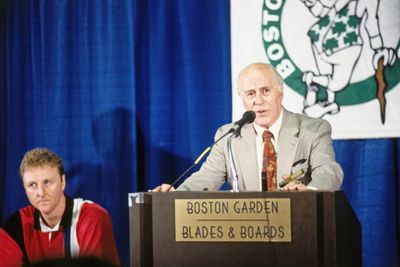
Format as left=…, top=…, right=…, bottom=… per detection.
left=256, top=110, right=268, bottom=116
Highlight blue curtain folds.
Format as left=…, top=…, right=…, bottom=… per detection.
left=134, top=0, right=231, bottom=189
left=0, top=1, right=231, bottom=265
left=334, top=139, right=399, bottom=267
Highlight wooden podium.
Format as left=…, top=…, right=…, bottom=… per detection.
left=128, top=191, right=361, bottom=267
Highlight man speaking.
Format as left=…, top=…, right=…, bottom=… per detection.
left=153, top=63, right=343, bottom=192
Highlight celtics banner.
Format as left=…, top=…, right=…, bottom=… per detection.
left=231, top=0, right=400, bottom=139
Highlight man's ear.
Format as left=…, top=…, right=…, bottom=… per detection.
left=62, top=174, right=66, bottom=190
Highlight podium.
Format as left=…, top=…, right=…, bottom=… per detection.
left=128, top=191, right=361, bottom=267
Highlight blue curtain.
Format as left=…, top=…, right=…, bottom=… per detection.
left=0, top=1, right=398, bottom=267
left=0, top=1, right=231, bottom=265
left=1, top=1, right=139, bottom=265
left=134, top=0, right=231, bottom=189
left=334, top=139, right=399, bottom=267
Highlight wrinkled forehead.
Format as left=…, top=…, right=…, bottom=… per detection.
left=238, top=67, right=278, bottom=91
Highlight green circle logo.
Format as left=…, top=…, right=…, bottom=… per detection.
left=261, top=0, right=400, bottom=121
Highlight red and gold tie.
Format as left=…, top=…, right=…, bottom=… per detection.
left=262, top=130, right=277, bottom=191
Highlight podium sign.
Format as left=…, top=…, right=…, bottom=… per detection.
left=175, top=198, right=291, bottom=242
left=128, top=191, right=361, bottom=267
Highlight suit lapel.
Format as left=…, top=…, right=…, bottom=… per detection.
left=277, top=109, right=300, bottom=183
left=232, top=124, right=259, bottom=190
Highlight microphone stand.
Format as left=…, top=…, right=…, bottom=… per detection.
left=166, top=111, right=255, bottom=192
left=227, top=133, right=240, bottom=192
left=167, top=129, right=235, bottom=191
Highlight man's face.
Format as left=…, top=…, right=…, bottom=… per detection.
left=238, top=67, right=283, bottom=128
left=22, top=165, right=66, bottom=217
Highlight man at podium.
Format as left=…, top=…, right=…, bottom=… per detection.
left=153, top=63, right=343, bottom=192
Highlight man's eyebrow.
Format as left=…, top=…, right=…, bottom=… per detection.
left=243, top=88, right=256, bottom=92
left=244, top=86, right=269, bottom=91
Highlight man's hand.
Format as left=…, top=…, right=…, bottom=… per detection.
left=151, top=184, right=176, bottom=192
left=281, top=175, right=308, bottom=191
left=373, top=47, right=397, bottom=69
left=282, top=180, right=308, bottom=191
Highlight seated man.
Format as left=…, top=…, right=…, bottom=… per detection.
left=154, top=63, right=343, bottom=192
left=0, top=148, right=121, bottom=266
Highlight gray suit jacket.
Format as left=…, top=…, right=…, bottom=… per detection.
left=178, top=109, right=343, bottom=191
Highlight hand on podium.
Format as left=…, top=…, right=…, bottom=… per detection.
left=281, top=174, right=308, bottom=191
left=151, top=184, right=176, bottom=192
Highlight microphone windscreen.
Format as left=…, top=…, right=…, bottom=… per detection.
left=242, top=110, right=256, bottom=124
left=230, top=110, right=257, bottom=134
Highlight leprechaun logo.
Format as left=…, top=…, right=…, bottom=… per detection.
left=262, top=0, right=400, bottom=123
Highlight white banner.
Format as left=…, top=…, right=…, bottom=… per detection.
left=231, top=0, right=400, bottom=139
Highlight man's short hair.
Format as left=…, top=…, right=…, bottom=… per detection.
left=237, top=62, right=283, bottom=92
left=19, top=148, right=65, bottom=178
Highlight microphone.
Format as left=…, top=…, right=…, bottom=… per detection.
left=165, top=110, right=256, bottom=191
left=230, top=110, right=256, bottom=135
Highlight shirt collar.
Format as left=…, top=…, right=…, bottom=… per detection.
left=253, top=108, right=283, bottom=140
left=40, top=218, right=61, bottom=232
left=33, top=195, right=73, bottom=231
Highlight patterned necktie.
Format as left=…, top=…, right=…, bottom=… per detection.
left=262, top=130, right=277, bottom=191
